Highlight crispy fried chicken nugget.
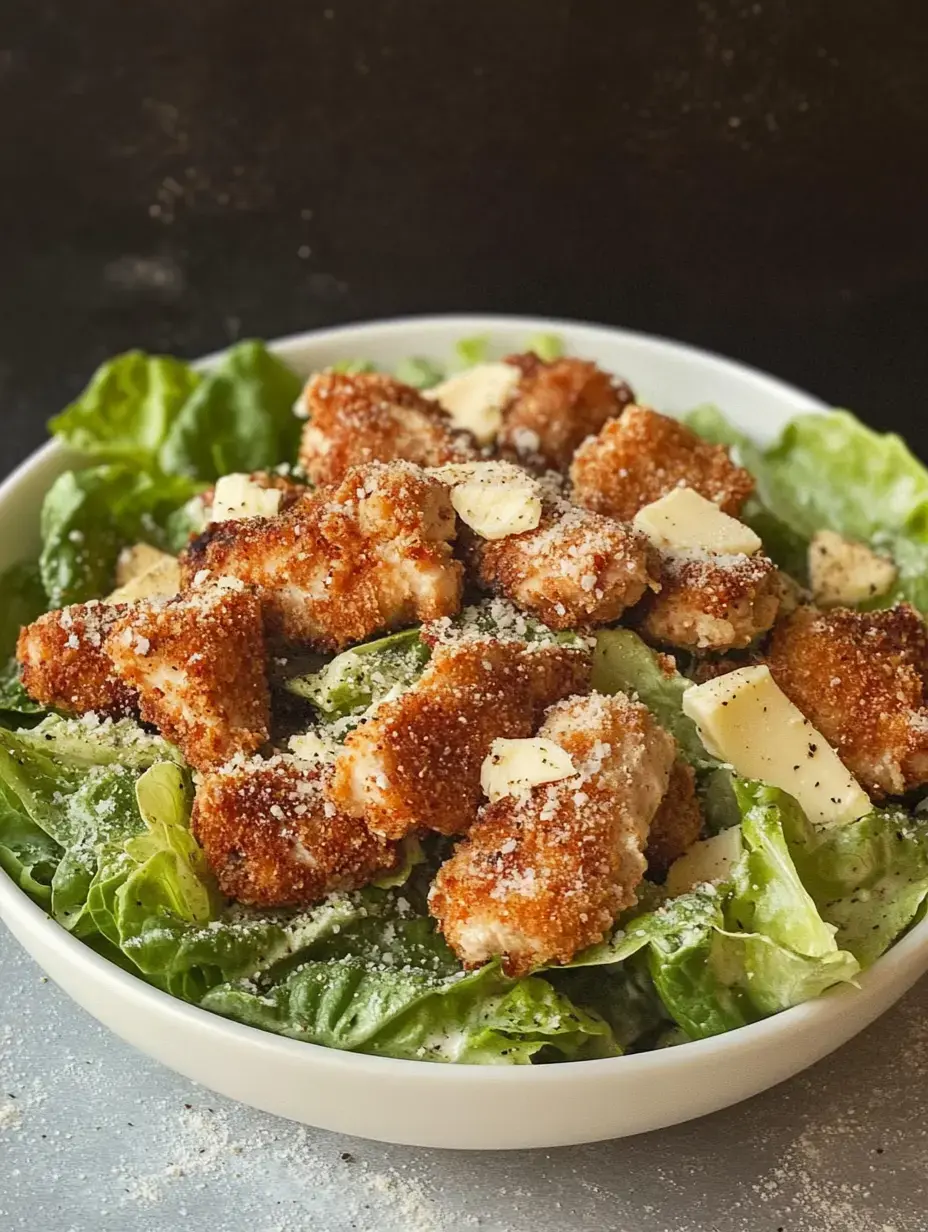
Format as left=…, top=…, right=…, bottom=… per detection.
left=631, top=551, right=782, bottom=652
left=193, top=753, right=397, bottom=907
left=329, top=637, right=591, bottom=840
left=645, top=759, right=703, bottom=877
left=461, top=495, right=655, bottom=630
left=181, top=461, right=464, bottom=651
left=105, top=582, right=270, bottom=772
left=767, top=604, right=928, bottom=798
left=498, top=353, right=635, bottom=472
left=17, top=601, right=137, bottom=718
left=298, top=371, right=478, bottom=486
left=570, top=405, right=755, bottom=520
left=428, top=691, right=676, bottom=976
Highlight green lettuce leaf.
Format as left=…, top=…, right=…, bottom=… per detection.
left=286, top=628, right=431, bottom=720
left=592, top=629, right=714, bottom=770
left=39, top=465, right=199, bottom=606
left=688, top=405, right=928, bottom=608
left=204, top=952, right=616, bottom=1064
left=0, top=560, right=48, bottom=658
left=772, top=795, right=928, bottom=966
left=393, top=357, right=445, bottom=389
left=729, top=779, right=839, bottom=958
left=549, top=955, right=670, bottom=1050
left=526, top=333, right=564, bottom=362
left=454, top=335, right=490, bottom=367
left=685, top=405, right=810, bottom=580
left=159, top=340, right=303, bottom=482
left=48, top=352, right=201, bottom=468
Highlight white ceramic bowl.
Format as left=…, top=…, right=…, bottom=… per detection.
left=2, top=315, right=926, bottom=1150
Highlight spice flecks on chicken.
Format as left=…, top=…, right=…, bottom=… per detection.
left=570, top=405, right=754, bottom=521
left=193, top=753, right=397, bottom=907
left=428, top=691, right=676, bottom=976
left=328, top=637, right=592, bottom=839
left=105, top=581, right=271, bottom=772
left=181, top=460, right=464, bottom=651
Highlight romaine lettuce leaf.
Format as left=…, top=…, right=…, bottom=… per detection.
left=204, top=952, right=616, bottom=1064
left=526, top=333, right=564, bottom=362
left=687, top=405, right=928, bottom=609
left=48, top=352, right=201, bottom=468
left=772, top=794, right=928, bottom=966
left=0, top=560, right=48, bottom=657
left=286, top=628, right=430, bottom=721
left=729, top=779, right=838, bottom=958
left=592, top=629, right=713, bottom=769
left=159, top=341, right=303, bottom=482
left=549, top=954, right=670, bottom=1050
left=393, top=357, right=445, bottom=389
left=39, top=465, right=199, bottom=606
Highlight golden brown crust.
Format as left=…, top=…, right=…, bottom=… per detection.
left=328, top=639, right=592, bottom=840
left=181, top=461, right=464, bottom=651
left=192, top=754, right=397, bottom=907
left=428, top=691, right=676, bottom=976
left=630, top=551, right=782, bottom=652
left=570, top=405, right=755, bottom=521
left=17, top=603, right=137, bottom=717
left=767, top=603, right=928, bottom=798
left=104, top=583, right=270, bottom=772
left=498, top=354, right=634, bottom=473
left=298, top=371, right=478, bottom=485
left=460, top=497, right=655, bottom=630
left=645, top=759, right=703, bottom=877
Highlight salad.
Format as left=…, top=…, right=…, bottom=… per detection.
left=3, top=332, right=928, bottom=1066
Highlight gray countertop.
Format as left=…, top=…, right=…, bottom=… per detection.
left=2, top=924, right=926, bottom=1232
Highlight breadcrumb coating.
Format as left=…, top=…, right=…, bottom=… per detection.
left=17, top=602, right=137, bottom=717
left=328, top=637, right=592, bottom=840
left=193, top=753, right=397, bottom=907
left=461, top=495, right=655, bottom=629
left=498, top=353, right=634, bottom=472
left=645, top=759, right=703, bottom=877
left=570, top=405, right=755, bottom=521
left=631, top=550, right=782, bottom=651
left=298, top=371, right=478, bottom=485
left=105, top=581, right=270, bottom=772
left=181, top=461, right=464, bottom=651
left=767, top=603, right=928, bottom=798
left=428, top=691, right=676, bottom=976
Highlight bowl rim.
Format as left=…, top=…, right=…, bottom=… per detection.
left=2, top=311, right=925, bottom=1089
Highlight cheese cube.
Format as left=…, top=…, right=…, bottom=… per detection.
left=212, top=474, right=282, bottom=523
left=480, top=737, right=576, bottom=803
left=424, top=362, right=521, bottom=445
left=681, top=665, right=871, bottom=827
left=633, top=487, right=762, bottom=556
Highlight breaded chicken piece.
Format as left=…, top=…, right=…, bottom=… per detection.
left=570, top=405, right=755, bottom=521
left=17, top=602, right=137, bottom=717
left=193, top=753, right=397, bottom=907
left=428, top=691, right=676, bottom=976
left=105, top=582, right=270, bottom=772
left=461, top=495, right=655, bottom=630
left=767, top=603, right=928, bottom=798
left=498, top=353, right=635, bottom=473
left=181, top=461, right=464, bottom=651
left=630, top=550, right=782, bottom=652
left=298, top=371, right=478, bottom=486
left=329, top=637, right=592, bottom=840
left=645, top=759, right=703, bottom=877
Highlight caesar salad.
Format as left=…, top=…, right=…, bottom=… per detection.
left=2, top=332, right=928, bottom=1064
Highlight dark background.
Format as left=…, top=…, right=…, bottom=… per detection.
left=1, top=0, right=926, bottom=473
